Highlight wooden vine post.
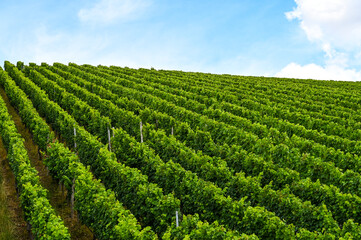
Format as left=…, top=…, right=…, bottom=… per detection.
left=108, top=127, right=112, bottom=151
left=73, top=126, right=77, bottom=150
left=71, top=178, right=75, bottom=219
left=140, top=121, right=143, bottom=143
left=176, top=211, right=179, bottom=227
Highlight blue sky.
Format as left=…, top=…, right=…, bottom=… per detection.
left=1, top=0, right=361, bottom=81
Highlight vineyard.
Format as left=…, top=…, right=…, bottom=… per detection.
left=1, top=60, right=361, bottom=239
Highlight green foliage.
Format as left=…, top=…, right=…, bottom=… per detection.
left=2, top=63, right=158, bottom=238
left=5, top=60, right=361, bottom=238
left=163, top=214, right=259, bottom=240
left=68, top=62, right=361, bottom=233
left=46, top=142, right=158, bottom=239
left=0, top=69, right=70, bottom=239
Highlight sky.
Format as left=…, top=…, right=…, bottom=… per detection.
left=1, top=0, right=361, bottom=81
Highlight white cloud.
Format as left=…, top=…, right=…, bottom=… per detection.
left=279, top=0, right=361, bottom=81
left=285, top=0, right=361, bottom=48
left=276, top=62, right=361, bottom=81
left=78, top=0, right=151, bottom=24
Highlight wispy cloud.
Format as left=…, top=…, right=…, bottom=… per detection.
left=10, top=24, right=197, bottom=72
left=279, top=0, right=361, bottom=81
left=1, top=25, right=110, bottom=66
left=78, top=0, right=152, bottom=24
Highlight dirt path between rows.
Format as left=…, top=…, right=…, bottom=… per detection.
left=0, top=126, right=29, bottom=239
left=0, top=87, right=94, bottom=240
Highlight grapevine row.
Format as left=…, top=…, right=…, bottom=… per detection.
left=9, top=61, right=258, bottom=239
left=47, top=63, right=361, bottom=226
left=5, top=61, right=178, bottom=236
left=107, top=65, right=361, bottom=140
left=23, top=64, right=311, bottom=239
left=31, top=64, right=342, bottom=233
left=100, top=65, right=361, bottom=153
left=0, top=68, right=70, bottom=239
left=59, top=63, right=361, bottom=201
left=85, top=64, right=361, bottom=160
